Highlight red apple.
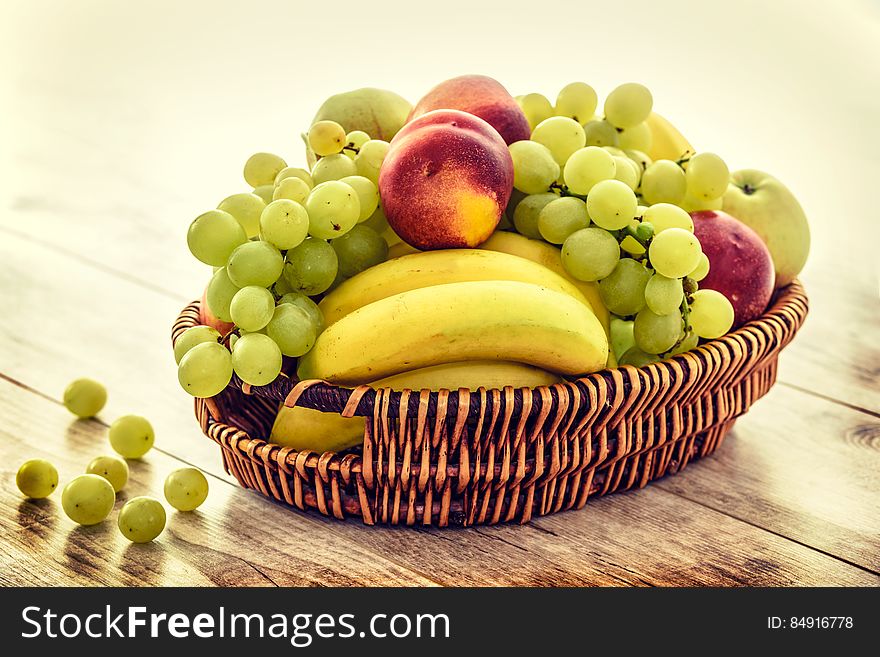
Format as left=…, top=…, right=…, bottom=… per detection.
left=691, top=210, right=774, bottom=327
left=200, top=286, right=235, bottom=335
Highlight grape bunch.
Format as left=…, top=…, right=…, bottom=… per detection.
left=177, top=121, right=392, bottom=397
left=510, top=82, right=736, bottom=365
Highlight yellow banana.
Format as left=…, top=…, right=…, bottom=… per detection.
left=270, top=360, right=561, bottom=452
left=644, top=112, right=694, bottom=162
left=299, top=280, right=609, bottom=384
left=319, top=248, right=593, bottom=326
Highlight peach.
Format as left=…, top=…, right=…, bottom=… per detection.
left=379, top=110, right=513, bottom=250
left=200, top=286, right=234, bottom=335
left=409, top=75, right=530, bottom=145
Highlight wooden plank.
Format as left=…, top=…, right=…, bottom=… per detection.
left=0, top=378, right=437, bottom=586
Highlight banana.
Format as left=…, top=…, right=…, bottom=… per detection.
left=644, top=112, right=694, bottom=162
left=299, top=280, right=608, bottom=384
left=319, top=248, right=593, bottom=326
left=270, top=360, right=561, bottom=452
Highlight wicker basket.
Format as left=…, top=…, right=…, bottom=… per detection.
left=172, top=282, right=808, bottom=527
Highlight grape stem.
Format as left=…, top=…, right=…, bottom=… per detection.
left=342, top=143, right=360, bottom=155
left=548, top=182, right=588, bottom=201
left=675, top=150, right=695, bottom=167
left=664, top=288, right=694, bottom=355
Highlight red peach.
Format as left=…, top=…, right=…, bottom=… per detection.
left=200, top=286, right=235, bottom=335
left=379, top=109, right=513, bottom=250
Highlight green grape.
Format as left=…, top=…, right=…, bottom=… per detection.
left=618, top=346, right=661, bottom=367
left=273, top=275, right=293, bottom=296
left=331, top=225, right=388, bottom=277
left=649, top=227, right=703, bottom=278
left=86, top=455, right=129, bottom=492
left=251, top=184, right=275, bottom=204
left=308, top=120, right=347, bottom=156
left=275, top=166, right=314, bottom=189
left=61, top=474, right=115, bottom=525
left=512, top=193, right=557, bottom=238
left=624, top=149, right=652, bottom=173
left=355, top=139, right=390, bottom=183
left=109, top=415, right=155, bottom=459
left=669, top=328, right=699, bottom=356
left=279, top=291, right=325, bottom=333
left=305, top=181, right=360, bottom=239
left=586, top=179, right=637, bottom=230
left=339, top=175, right=379, bottom=221
left=217, top=192, right=266, bottom=238
left=63, top=378, right=107, bottom=418
left=164, top=468, right=209, bottom=511
left=230, top=286, right=275, bottom=331
left=173, top=325, right=221, bottom=364
left=312, top=153, right=357, bottom=185
left=187, top=209, right=247, bottom=266
left=598, top=258, right=651, bottom=315
left=582, top=120, right=619, bottom=147
left=362, top=204, right=390, bottom=234
left=563, top=146, right=616, bottom=195
left=259, top=199, right=309, bottom=250
left=561, top=227, right=620, bottom=281
left=509, top=141, right=560, bottom=194
left=17, top=459, right=58, bottom=498
left=613, top=156, right=640, bottom=190
left=538, top=196, right=590, bottom=244
left=243, top=152, right=287, bottom=187
left=226, top=240, right=284, bottom=288
left=642, top=203, right=693, bottom=233
left=604, top=82, right=653, bottom=129
left=283, top=237, right=338, bottom=295
left=645, top=274, right=684, bottom=315
left=518, top=93, right=554, bottom=130
left=231, top=333, right=283, bottom=386
left=531, top=116, right=586, bottom=166
left=555, top=82, right=598, bottom=124
left=633, top=308, right=683, bottom=354
left=689, top=253, right=710, bottom=281
left=118, top=496, right=166, bottom=543
left=609, top=317, right=636, bottom=362
left=206, top=267, right=240, bottom=322
left=689, top=289, right=735, bottom=339
left=620, top=218, right=646, bottom=256
left=685, top=152, right=730, bottom=201
left=273, top=176, right=311, bottom=204
left=603, top=146, right=627, bottom=157
left=617, top=122, right=653, bottom=152
left=344, top=130, right=371, bottom=159
left=639, top=160, right=687, bottom=205
left=265, top=304, right=317, bottom=357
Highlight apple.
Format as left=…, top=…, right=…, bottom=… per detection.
left=691, top=210, right=774, bottom=327
left=722, top=169, right=810, bottom=288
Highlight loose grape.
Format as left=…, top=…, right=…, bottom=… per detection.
left=164, top=468, right=209, bottom=512
left=85, top=455, right=129, bottom=492
left=617, top=122, right=653, bottom=152
left=355, top=140, right=390, bottom=183
left=689, top=253, right=711, bottom=281
left=609, top=318, right=636, bottom=362
left=217, top=193, right=266, bottom=238
left=538, top=196, right=590, bottom=244
left=598, top=258, right=651, bottom=316
left=582, top=120, right=619, bottom=147
left=173, top=325, right=220, bottom=364
left=643, top=203, right=693, bottom=233
left=283, top=238, right=339, bottom=295
left=243, top=152, right=287, bottom=188
left=331, top=225, right=388, bottom=277
left=117, top=496, right=166, bottom=543
left=531, top=116, right=586, bottom=166
left=685, top=152, right=730, bottom=201
left=604, top=82, right=653, bottom=129
left=272, top=176, right=311, bottom=204
left=278, top=291, right=325, bottom=333
left=509, top=141, right=560, bottom=194
left=619, top=346, right=661, bottom=367
left=61, top=474, right=115, bottom=525
left=561, top=227, right=620, bottom=282
left=613, top=156, right=640, bottom=191
left=645, top=274, right=684, bottom=315
left=344, top=130, right=371, bottom=159
left=108, top=415, right=155, bottom=459
left=305, top=181, right=360, bottom=239
left=187, top=210, right=247, bottom=266
left=231, top=333, right=283, bottom=386
left=563, top=146, right=616, bottom=195
left=205, top=267, right=240, bottom=322
left=633, top=308, right=683, bottom=354
left=230, top=286, right=275, bottom=332
left=312, top=153, right=357, bottom=185
left=689, top=289, right=735, bottom=339
left=640, top=160, right=687, bottom=205
left=226, top=240, right=284, bottom=288
left=555, top=82, right=598, bottom=124
left=265, top=304, right=317, bottom=357
left=259, top=199, right=309, bottom=250
left=63, top=378, right=107, bottom=418
left=517, top=93, right=554, bottom=130
left=17, top=459, right=58, bottom=499
left=274, top=167, right=314, bottom=189
left=649, top=227, right=703, bottom=279
left=586, top=179, right=638, bottom=230
left=308, top=120, right=347, bottom=157
left=339, top=175, right=380, bottom=221
left=512, top=193, right=557, bottom=238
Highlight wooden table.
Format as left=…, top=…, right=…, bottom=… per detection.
left=1, top=1, right=878, bottom=587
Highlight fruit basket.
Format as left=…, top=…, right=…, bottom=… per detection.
left=172, top=281, right=807, bottom=526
